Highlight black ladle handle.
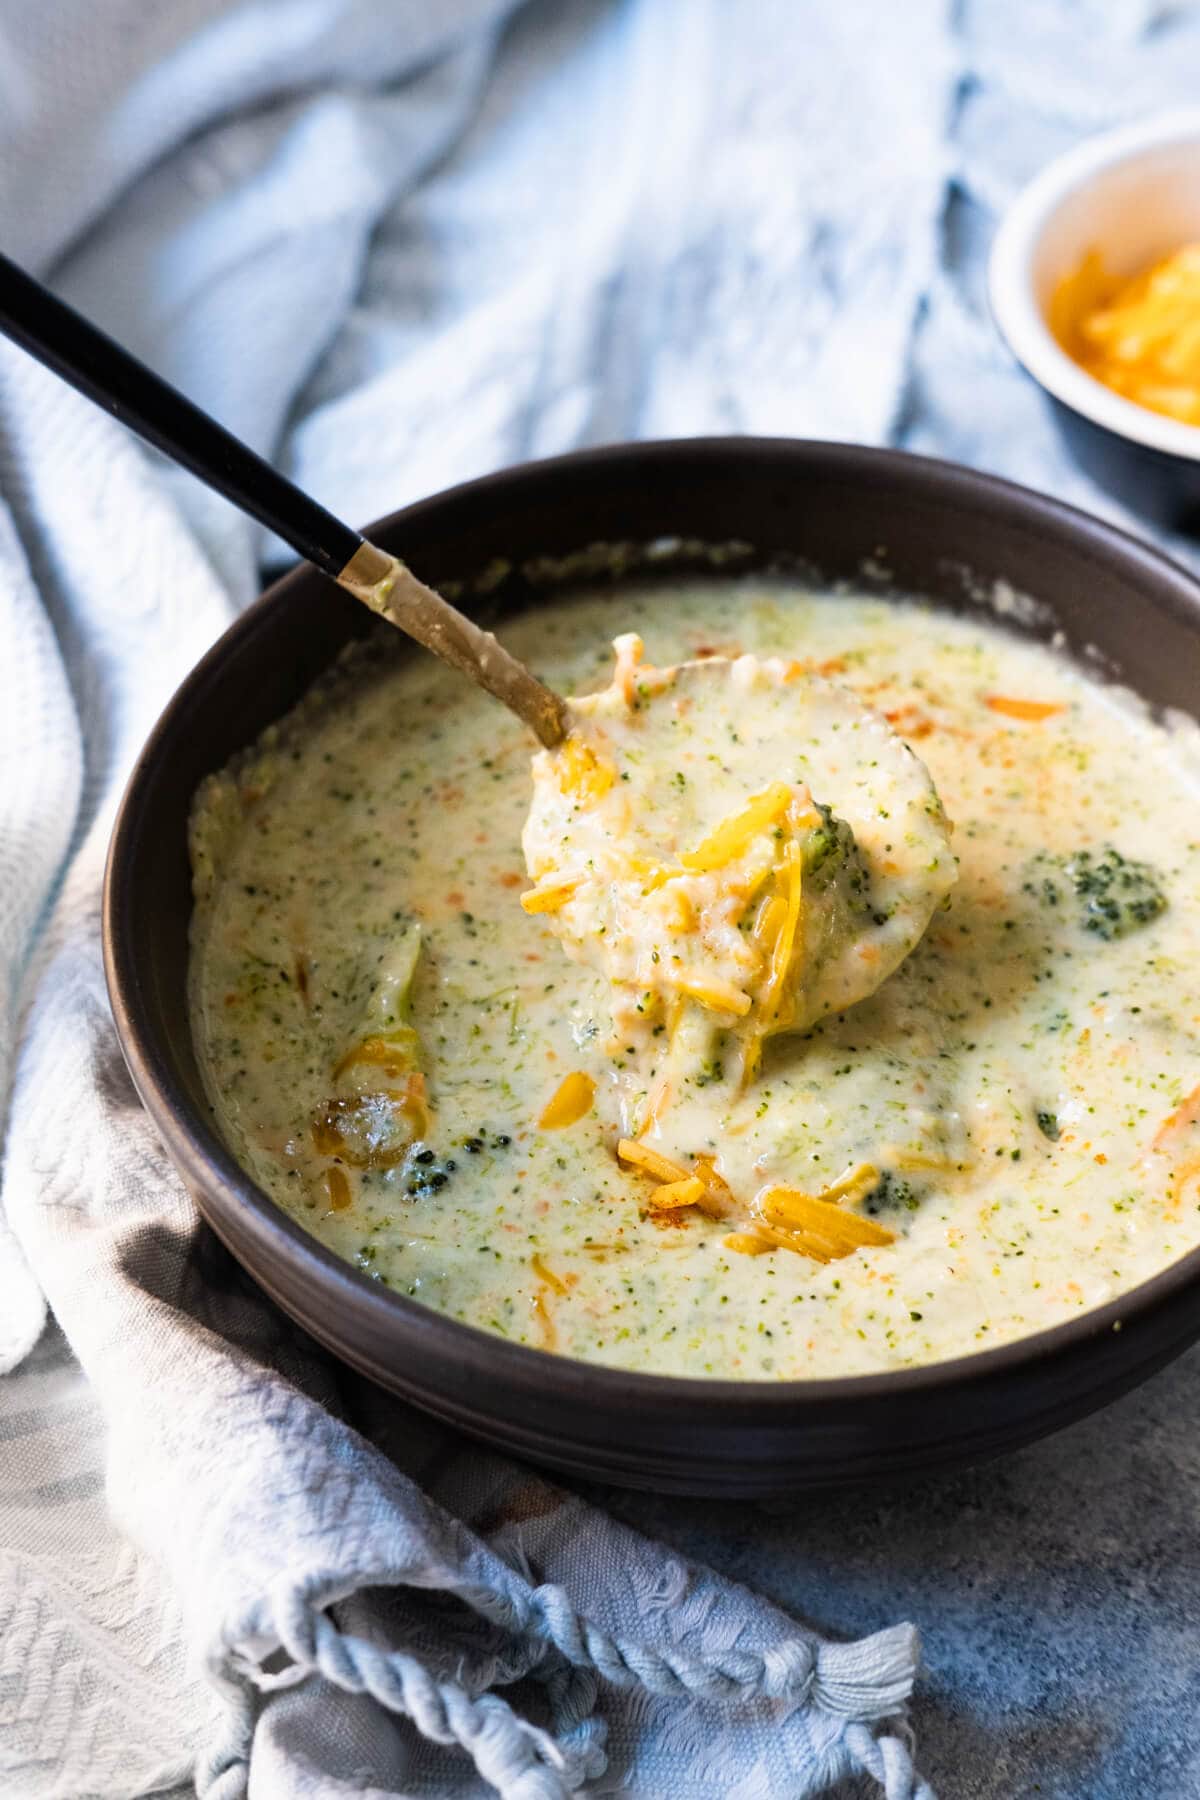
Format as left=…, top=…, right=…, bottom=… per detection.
left=0, top=252, right=569, bottom=747
left=0, top=249, right=359, bottom=579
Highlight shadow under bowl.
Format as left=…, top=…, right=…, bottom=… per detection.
left=104, top=437, right=1200, bottom=1496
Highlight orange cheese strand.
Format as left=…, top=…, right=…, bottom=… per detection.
left=1166, top=1155, right=1200, bottom=1214
left=668, top=968, right=752, bottom=1016
left=680, top=783, right=793, bottom=872
left=554, top=732, right=614, bottom=803
left=333, top=1029, right=420, bottom=1081
left=538, top=1071, right=596, bottom=1129
left=405, top=1072, right=432, bottom=1142
left=648, top=1175, right=706, bottom=1211
left=818, top=1161, right=884, bottom=1206
left=742, top=840, right=803, bottom=1086
left=530, top=1252, right=569, bottom=1294
left=752, top=892, right=786, bottom=948
left=756, top=1180, right=894, bottom=1258
left=725, top=1231, right=775, bottom=1256
left=617, top=1138, right=692, bottom=1184
left=764, top=840, right=803, bottom=1019
left=324, top=1166, right=352, bottom=1211
left=985, top=696, right=1067, bottom=722
left=618, top=1139, right=892, bottom=1259
left=637, top=1076, right=673, bottom=1138
left=692, top=1153, right=737, bottom=1219
left=520, top=876, right=581, bottom=914
left=1152, top=1081, right=1200, bottom=1150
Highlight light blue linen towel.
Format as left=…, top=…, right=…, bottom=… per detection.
left=3, top=3, right=1199, bottom=1797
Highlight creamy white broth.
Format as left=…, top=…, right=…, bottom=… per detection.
left=189, top=579, right=1200, bottom=1378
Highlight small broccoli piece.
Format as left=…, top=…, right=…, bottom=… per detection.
left=803, top=801, right=872, bottom=905
left=1036, top=1110, right=1061, bottom=1142
left=862, top=1169, right=923, bottom=1216
left=1023, top=846, right=1166, bottom=941
left=803, top=800, right=847, bottom=878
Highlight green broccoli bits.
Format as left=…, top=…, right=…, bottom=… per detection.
left=862, top=1169, right=923, bottom=1216
left=1024, top=846, right=1167, bottom=941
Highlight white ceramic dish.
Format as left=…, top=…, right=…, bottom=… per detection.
left=989, top=111, right=1200, bottom=520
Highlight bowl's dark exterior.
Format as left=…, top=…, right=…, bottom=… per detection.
left=104, top=438, right=1200, bottom=1496
left=1045, top=392, right=1200, bottom=532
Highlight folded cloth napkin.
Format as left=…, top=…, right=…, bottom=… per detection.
left=6, top=0, right=1193, bottom=1795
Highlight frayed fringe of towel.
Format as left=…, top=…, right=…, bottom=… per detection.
left=200, top=1581, right=934, bottom=1800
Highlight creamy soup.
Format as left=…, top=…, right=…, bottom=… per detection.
left=189, top=579, right=1200, bottom=1378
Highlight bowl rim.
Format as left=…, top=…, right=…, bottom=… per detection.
left=988, top=108, right=1200, bottom=463
left=104, top=434, right=1200, bottom=1417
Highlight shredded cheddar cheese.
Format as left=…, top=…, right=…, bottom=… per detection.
left=764, top=841, right=803, bottom=1021
left=985, top=696, right=1067, bottom=723
left=613, top=631, right=645, bottom=704
left=680, top=783, right=793, bottom=872
left=617, top=1139, right=693, bottom=1184
left=815, top=1162, right=883, bottom=1206
left=743, top=840, right=803, bottom=1084
left=1051, top=243, right=1200, bottom=425
left=616, top=1138, right=892, bottom=1261
left=752, top=891, right=786, bottom=947
left=892, top=1149, right=968, bottom=1174
left=668, top=968, right=753, bottom=1016
left=725, top=1231, right=775, bottom=1256
left=555, top=732, right=614, bottom=803
left=520, top=876, right=581, bottom=914
left=756, top=1183, right=895, bottom=1257
left=539, top=1071, right=596, bottom=1129
left=1152, top=1082, right=1200, bottom=1150
left=530, top=1252, right=568, bottom=1294
left=333, top=1030, right=420, bottom=1082
left=666, top=886, right=696, bottom=932
left=403, top=1072, right=431, bottom=1142
left=324, top=1166, right=352, bottom=1211
left=692, top=1153, right=736, bottom=1219
left=648, top=1175, right=706, bottom=1210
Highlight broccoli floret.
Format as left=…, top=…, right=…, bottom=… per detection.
left=862, top=1169, right=923, bottom=1216
left=1023, top=846, right=1166, bottom=941
left=804, top=800, right=873, bottom=904
left=1036, top=1110, right=1061, bottom=1142
left=803, top=802, right=895, bottom=930
left=803, top=800, right=848, bottom=878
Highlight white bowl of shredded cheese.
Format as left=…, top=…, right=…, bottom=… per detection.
left=990, top=110, right=1200, bottom=521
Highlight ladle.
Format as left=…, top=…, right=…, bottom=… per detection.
left=0, top=252, right=570, bottom=748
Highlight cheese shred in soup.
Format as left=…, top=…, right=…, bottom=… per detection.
left=188, top=580, right=1200, bottom=1378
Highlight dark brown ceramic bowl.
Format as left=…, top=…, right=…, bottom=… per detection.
left=104, top=438, right=1200, bottom=1496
